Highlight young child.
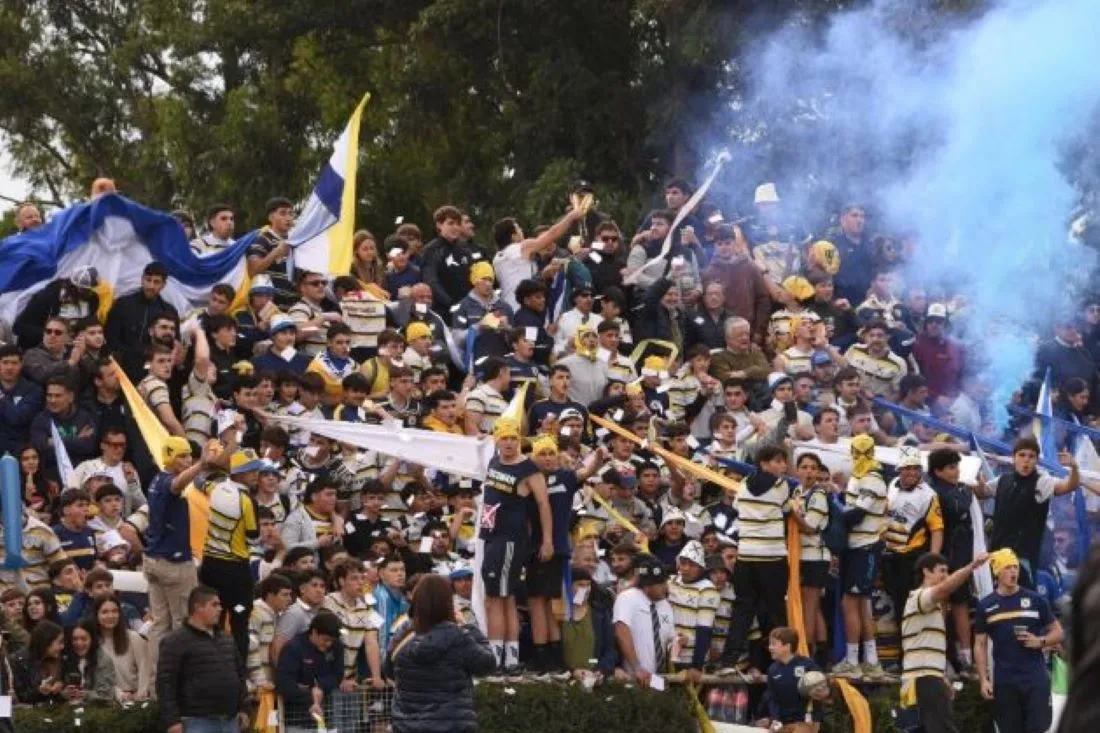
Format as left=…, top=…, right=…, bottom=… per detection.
left=667, top=541, right=720, bottom=673
left=761, top=626, right=828, bottom=733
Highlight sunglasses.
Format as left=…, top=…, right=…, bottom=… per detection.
left=45, top=328, right=66, bottom=335
left=304, top=280, right=325, bottom=287
left=599, top=235, right=620, bottom=243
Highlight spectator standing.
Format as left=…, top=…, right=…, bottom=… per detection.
left=105, top=261, right=178, bottom=368
left=271, top=569, right=328, bottom=665
left=701, top=224, right=772, bottom=343
left=386, top=574, right=497, bottom=733
left=975, top=548, right=1064, bottom=733
left=421, top=205, right=475, bottom=317
left=157, top=585, right=251, bottom=733
left=275, top=612, right=345, bottom=733
left=247, top=197, right=297, bottom=308
left=612, top=555, right=675, bottom=687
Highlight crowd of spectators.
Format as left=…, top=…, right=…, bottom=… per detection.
left=0, top=177, right=1093, bottom=732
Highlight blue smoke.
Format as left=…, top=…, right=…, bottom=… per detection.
left=725, top=0, right=1100, bottom=425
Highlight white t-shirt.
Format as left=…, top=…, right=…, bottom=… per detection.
left=612, top=587, right=675, bottom=674
left=493, top=244, right=538, bottom=311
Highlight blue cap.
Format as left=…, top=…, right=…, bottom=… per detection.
left=810, top=351, right=833, bottom=367
left=449, top=567, right=474, bottom=580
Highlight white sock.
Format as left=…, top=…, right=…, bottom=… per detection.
left=863, top=640, right=878, bottom=666
left=505, top=641, right=520, bottom=668
left=846, top=643, right=859, bottom=665
left=490, top=639, right=505, bottom=667
left=958, top=647, right=972, bottom=665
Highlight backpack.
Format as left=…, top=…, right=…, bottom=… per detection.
left=820, top=489, right=848, bottom=556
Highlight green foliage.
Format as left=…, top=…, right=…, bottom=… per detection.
left=8, top=681, right=994, bottom=733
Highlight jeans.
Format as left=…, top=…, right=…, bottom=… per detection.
left=183, top=717, right=239, bottom=733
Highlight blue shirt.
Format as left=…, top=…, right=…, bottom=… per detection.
left=145, top=471, right=192, bottom=561
left=52, top=523, right=98, bottom=570
left=373, top=584, right=409, bottom=655
left=539, top=469, right=579, bottom=555
left=767, top=655, right=822, bottom=723
left=975, top=587, right=1055, bottom=686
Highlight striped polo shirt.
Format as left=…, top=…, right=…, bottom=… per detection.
left=288, top=299, right=329, bottom=356
left=7, top=517, right=67, bottom=592
left=247, top=599, right=279, bottom=689
left=323, top=591, right=382, bottom=680
left=667, top=575, right=720, bottom=666
left=845, top=472, right=889, bottom=549
left=901, top=587, right=947, bottom=682
left=796, top=485, right=831, bottom=562
left=733, top=476, right=792, bottom=560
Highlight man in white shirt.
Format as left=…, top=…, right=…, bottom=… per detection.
left=553, top=286, right=603, bottom=356
left=492, top=208, right=583, bottom=311
left=613, top=555, right=675, bottom=687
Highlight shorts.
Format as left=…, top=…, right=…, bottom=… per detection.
left=800, top=560, right=830, bottom=589
left=481, top=537, right=527, bottom=598
left=526, top=554, right=564, bottom=599
left=842, top=544, right=881, bottom=597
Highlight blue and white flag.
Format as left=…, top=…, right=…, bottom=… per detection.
left=0, top=194, right=255, bottom=329
left=1036, top=368, right=1091, bottom=563
left=50, top=419, right=75, bottom=487
left=289, top=93, right=371, bottom=277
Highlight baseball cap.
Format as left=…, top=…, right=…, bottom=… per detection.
left=250, top=274, right=276, bottom=295
left=767, top=372, right=793, bottom=391
left=230, top=449, right=266, bottom=475
left=269, top=315, right=297, bottom=334
left=810, top=352, right=833, bottom=368
left=925, top=303, right=948, bottom=320
left=634, top=556, right=668, bottom=587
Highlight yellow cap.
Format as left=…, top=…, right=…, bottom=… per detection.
left=850, top=434, right=880, bottom=479
left=990, top=548, right=1019, bottom=577
left=782, top=275, right=814, bottom=302
left=531, top=435, right=559, bottom=456
left=809, top=240, right=840, bottom=275
left=469, top=261, right=495, bottom=285
left=406, top=321, right=432, bottom=342
left=230, top=449, right=265, bottom=475
left=162, top=436, right=193, bottom=465
left=232, top=360, right=255, bottom=376
left=492, top=418, right=521, bottom=440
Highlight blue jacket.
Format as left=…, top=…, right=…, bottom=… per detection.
left=0, top=378, right=43, bottom=457
left=385, top=622, right=497, bottom=733
left=275, top=632, right=344, bottom=719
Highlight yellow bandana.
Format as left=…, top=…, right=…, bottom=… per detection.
left=850, top=434, right=880, bottom=478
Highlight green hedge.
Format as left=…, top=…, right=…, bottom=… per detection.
left=11, top=681, right=992, bottom=733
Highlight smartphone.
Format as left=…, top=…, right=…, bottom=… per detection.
left=66, top=672, right=82, bottom=687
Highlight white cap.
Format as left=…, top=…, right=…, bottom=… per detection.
left=926, top=303, right=949, bottom=320
left=676, top=539, right=706, bottom=567
left=767, top=371, right=793, bottom=391
left=660, top=507, right=687, bottom=528
left=898, top=446, right=923, bottom=469
left=754, top=183, right=780, bottom=205
left=97, top=529, right=130, bottom=555
left=250, top=274, right=276, bottom=294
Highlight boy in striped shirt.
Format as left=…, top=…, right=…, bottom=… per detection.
left=719, top=444, right=792, bottom=669
left=901, top=551, right=988, bottom=733
left=836, top=434, right=889, bottom=679
left=323, top=558, right=385, bottom=730
left=668, top=540, right=720, bottom=674
left=247, top=573, right=294, bottom=693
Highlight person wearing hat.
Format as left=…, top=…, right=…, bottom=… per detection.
left=834, top=434, right=889, bottom=680
left=753, top=371, right=814, bottom=442
left=612, top=554, right=675, bottom=687
left=480, top=418, right=553, bottom=673
left=288, top=269, right=341, bottom=358
left=667, top=540, right=719, bottom=675
left=400, top=320, right=438, bottom=383
left=528, top=435, right=604, bottom=671
left=557, top=324, right=610, bottom=406
left=975, top=547, right=1063, bottom=733
left=748, top=185, right=803, bottom=288
left=911, top=303, right=966, bottom=405
left=143, top=437, right=216, bottom=663
left=882, top=447, right=944, bottom=630
left=899, top=551, right=989, bottom=733
left=450, top=561, right=478, bottom=626
left=246, top=196, right=296, bottom=307
left=553, top=284, right=603, bottom=356
left=452, top=260, right=514, bottom=363
left=190, top=202, right=235, bottom=255
left=651, top=506, right=689, bottom=569
left=233, top=273, right=281, bottom=359
left=198, top=448, right=266, bottom=658
left=251, top=314, right=312, bottom=374
left=559, top=565, right=619, bottom=679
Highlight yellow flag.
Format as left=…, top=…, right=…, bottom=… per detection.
left=112, top=358, right=169, bottom=470
left=500, top=381, right=530, bottom=435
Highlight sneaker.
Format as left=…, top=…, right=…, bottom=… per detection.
left=502, top=663, right=526, bottom=677
left=861, top=662, right=888, bottom=681
left=831, top=661, right=860, bottom=678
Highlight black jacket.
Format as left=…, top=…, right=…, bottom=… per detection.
left=105, top=290, right=178, bottom=364
left=12, top=280, right=100, bottom=348
left=633, top=277, right=687, bottom=349
left=157, top=622, right=247, bottom=728
left=421, top=237, right=475, bottom=315
left=385, top=622, right=497, bottom=733
left=684, top=307, right=732, bottom=351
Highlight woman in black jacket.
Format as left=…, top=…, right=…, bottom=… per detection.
left=385, top=574, right=497, bottom=733
left=10, top=620, right=66, bottom=705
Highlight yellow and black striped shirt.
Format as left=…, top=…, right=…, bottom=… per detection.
left=845, top=472, right=888, bottom=549
left=667, top=575, right=720, bottom=666
left=901, top=587, right=946, bottom=682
